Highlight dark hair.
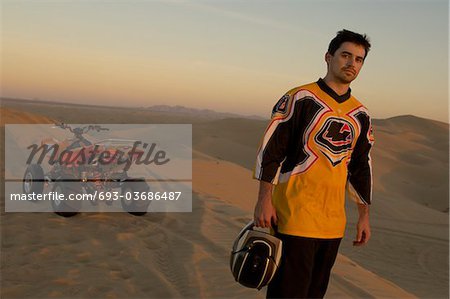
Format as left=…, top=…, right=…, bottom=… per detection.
left=328, top=29, right=371, bottom=58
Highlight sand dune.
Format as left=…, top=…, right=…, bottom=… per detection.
left=0, top=156, right=416, bottom=299
left=1, top=101, right=448, bottom=298
left=0, top=107, right=55, bottom=125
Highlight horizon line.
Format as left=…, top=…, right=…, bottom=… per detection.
left=1, top=96, right=448, bottom=125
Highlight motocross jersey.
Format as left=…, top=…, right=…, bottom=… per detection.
left=254, top=79, right=374, bottom=239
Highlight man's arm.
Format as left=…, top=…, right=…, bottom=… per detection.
left=254, top=92, right=295, bottom=184
left=253, top=92, right=297, bottom=227
left=353, top=203, right=370, bottom=246
left=347, top=109, right=375, bottom=246
left=254, top=181, right=277, bottom=228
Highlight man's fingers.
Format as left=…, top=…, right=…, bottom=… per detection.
left=253, top=218, right=269, bottom=228
left=254, top=207, right=277, bottom=228
left=362, top=231, right=370, bottom=244
left=257, top=216, right=278, bottom=228
left=353, top=231, right=369, bottom=246
left=356, top=230, right=363, bottom=242
left=272, top=213, right=278, bottom=226
left=353, top=231, right=362, bottom=246
left=365, top=231, right=371, bottom=242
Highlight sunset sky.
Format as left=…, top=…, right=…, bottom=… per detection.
left=1, top=0, right=448, bottom=122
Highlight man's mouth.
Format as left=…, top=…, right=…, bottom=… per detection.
left=343, top=68, right=356, bottom=75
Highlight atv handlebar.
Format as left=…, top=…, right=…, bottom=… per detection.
left=54, top=123, right=110, bottom=134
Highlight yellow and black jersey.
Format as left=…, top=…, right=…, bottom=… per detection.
left=254, top=79, right=374, bottom=239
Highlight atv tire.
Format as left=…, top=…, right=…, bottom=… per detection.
left=51, top=176, right=81, bottom=217
left=121, top=178, right=150, bottom=216
left=23, top=164, right=44, bottom=196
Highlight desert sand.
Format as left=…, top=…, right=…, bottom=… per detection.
left=1, top=99, right=448, bottom=298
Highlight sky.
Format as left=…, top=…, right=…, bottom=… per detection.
left=1, top=0, right=449, bottom=122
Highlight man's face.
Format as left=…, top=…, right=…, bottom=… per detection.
left=325, top=42, right=366, bottom=84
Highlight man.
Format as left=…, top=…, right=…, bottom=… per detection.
left=253, top=29, right=374, bottom=299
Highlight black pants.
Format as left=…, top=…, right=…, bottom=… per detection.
left=266, top=233, right=342, bottom=299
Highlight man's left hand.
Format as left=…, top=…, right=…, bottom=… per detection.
left=353, top=212, right=371, bottom=246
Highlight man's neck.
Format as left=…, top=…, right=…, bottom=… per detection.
left=322, top=76, right=350, bottom=96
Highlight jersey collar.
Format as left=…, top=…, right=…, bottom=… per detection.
left=317, top=78, right=351, bottom=103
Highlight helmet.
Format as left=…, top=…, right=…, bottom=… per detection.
left=230, top=221, right=283, bottom=290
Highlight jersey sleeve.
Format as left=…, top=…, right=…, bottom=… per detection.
left=254, top=92, right=296, bottom=184
left=347, top=110, right=375, bottom=205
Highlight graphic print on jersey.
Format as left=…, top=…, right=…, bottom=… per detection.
left=314, top=117, right=355, bottom=166
left=272, top=94, right=290, bottom=116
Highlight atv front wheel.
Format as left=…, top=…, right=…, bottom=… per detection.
left=51, top=177, right=81, bottom=217
left=23, top=164, right=44, bottom=196
left=121, top=178, right=150, bottom=216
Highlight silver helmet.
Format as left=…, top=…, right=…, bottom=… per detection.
left=230, top=221, right=283, bottom=290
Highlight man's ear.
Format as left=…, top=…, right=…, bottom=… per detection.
left=325, top=52, right=332, bottom=64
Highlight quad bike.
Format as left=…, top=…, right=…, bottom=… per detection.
left=22, top=123, right=150, bottom=217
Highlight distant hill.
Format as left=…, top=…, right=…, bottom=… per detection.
left=0, top=98, right=265, bottom=121
left=147, top=105, right=265, bottom=120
